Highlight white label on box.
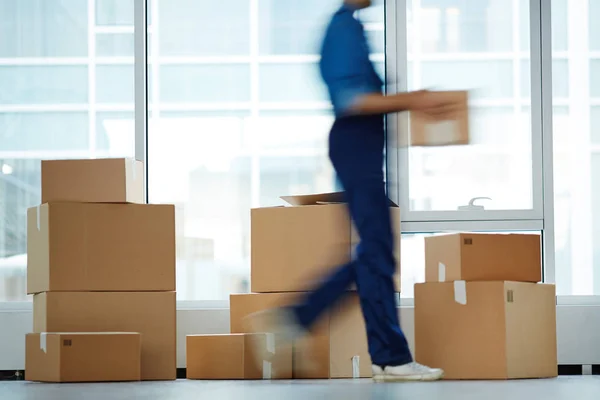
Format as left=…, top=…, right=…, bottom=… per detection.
left=352, top=356, right=360, bottom=379
left=438, top=262, right=446, bottom=282
left=36, top=205, right=41, bottom=231
left=40, top=333, right=47, bottom=353
left=425, top=120, right=460, bottom=145
left=265, top=333, right=275, bottom=354
left=454, top=281, right=467, bottom=305
left=262, top=361, right=272, bottom=380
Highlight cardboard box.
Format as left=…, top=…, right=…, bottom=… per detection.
left=186, top=333, right=292, bottom=380
left=27, top=203, right=175, bottom=294
left=33, top=292, right=176, bottom=381
left=42, top=158, right=144, bottom=204
left=26, top=332, right=141, bottom=383
left=409, top=90, right=470, bottom=147
left=425, top=233, right=541, bottom=283
left=230, top=292, right=372, bottom=379
left=414, top=282, right=557, bottom=380
left=251, top=193, right=401, bottom=293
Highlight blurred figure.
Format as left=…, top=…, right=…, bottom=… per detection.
left=248, top=0, right=456, bottom=382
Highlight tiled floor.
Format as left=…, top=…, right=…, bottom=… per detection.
left=1, top=377, right=600, bottom=400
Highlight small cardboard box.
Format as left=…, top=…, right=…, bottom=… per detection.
left=425, top=233, right=541, bottom=283
left=33, top=291, right=176, bottom=381
left=410, top=90, right=469, bottom=147
left=27, top=203, right=175, bottom=294
left=186, top=333, right=292, bottom=380
left=42, top=158, right=144, bottom=204
left=251, top=193, right=401, bottom=293
left=230, top=292, right=372, bottom=379
left=26, top=332, right=141, bottom=383
left=414, top=281, right=557, bottom=380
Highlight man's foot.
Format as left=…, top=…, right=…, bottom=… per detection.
left=243, top=307, right=305, bottom=344
left=372, top=362, right=444, bottom=382
left=243, top=307, right=308, bottom=378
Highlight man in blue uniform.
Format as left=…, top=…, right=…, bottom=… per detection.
left=249, top=0, right=456, bottom=382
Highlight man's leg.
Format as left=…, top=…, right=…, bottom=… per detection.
left=292, top=259, right=356, bottom=329
left=326, top=115, right=443, bottom=381
left=344, top=180, right=412, bottom=366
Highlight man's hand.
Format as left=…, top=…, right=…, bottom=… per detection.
left=406, top=90, right=463, bottom=120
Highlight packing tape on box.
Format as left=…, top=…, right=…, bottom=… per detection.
left=40, top=333, right=47, bottom=353
left=36, top=205, right=41, bottom=231
left=130, top=158, right=137, bottom=180
left=454, top=281, right=467, bottom=305
left=438, top=262, right=446, bottom=282
left=262, top=360, right=272, bottom=380
left=352, top=356, right=360, bottom=379
left=265, top=333, right=275, bottom=354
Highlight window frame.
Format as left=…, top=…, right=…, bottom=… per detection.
left=390, top=0, right=544, bottom=224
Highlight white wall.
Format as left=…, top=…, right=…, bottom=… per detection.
left=1, top=306, right=599, bottom=370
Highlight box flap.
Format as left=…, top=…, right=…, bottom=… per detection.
left=280, top=192, right=346, bottom=206
left=281, top=192, right=398, bottom=207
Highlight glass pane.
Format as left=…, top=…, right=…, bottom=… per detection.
left=592, top=155, right=600, bottom=293
left=253, top=111, right=332, bottom=150
left=259, top=63, right=328, bottom=102
left=0, top=0, right=88, bottom=57
left=0, top=1, right=136, bottom=302
left=96, top=65, right=135, bottom=103
left=415, top=0, right=513, bottom=53
left=160, top=65, right=251, bottom=103
left=96, top=0, right=135, bottom=26
left=590, top=60, right=600, bottom=98
left=405, top=0, right=533, bottom=212
left=552, top=0, right=599, bottom=296
left=259, top=156, right=334, bottom=207
left=158, top=0, right=250, bottom=56
left=96, top=112, right=135, bottom=157
left=552, top=0, right=568, bottom=52
left=0, top=112, right=89, bottom=152
left=0, top=159, right=41, bottom=301
left=96, top=33, right=135, bottom=57
left=149, top=2, right=385, bottom=300
left=0, top=66, right=88, bottom=104
left=366, top=29, right=385, bottom=56
left=589, top=0, right=600, bottom=51
left=419, top=61, right=513, bottom=98
left=591, top=107, right=600, bottom=144
left=257, top=0, right=338, bottom=55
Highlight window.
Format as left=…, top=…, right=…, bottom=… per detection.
left=148, top=0, right=385, bottom=300
left=0, top=1, right=135, bottom=302
left=552, top=0, right=600, bottom=295
left=400, top=0, right=538, bottom=216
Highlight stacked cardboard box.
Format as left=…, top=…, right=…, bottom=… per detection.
left=25, top=158, right=177, bottom=382
left=414, top=233, right=558, bottom=380
left=186, top=333, right=289, bottom=380
left=223, top=193, right=401, bottom=379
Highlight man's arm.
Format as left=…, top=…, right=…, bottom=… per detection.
left=348, top=91, right=461, bottom=118
left=349, top=92, right=419, bottom=115
left=322, top=20, right=455, bottom=118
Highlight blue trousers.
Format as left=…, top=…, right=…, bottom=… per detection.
left=292, top=114, right=412, bottom=367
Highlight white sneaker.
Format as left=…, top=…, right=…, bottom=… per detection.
left=372, top=362, right=444, bottom=382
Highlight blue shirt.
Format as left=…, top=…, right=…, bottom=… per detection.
left=320, top=5, right=384, bottom=117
